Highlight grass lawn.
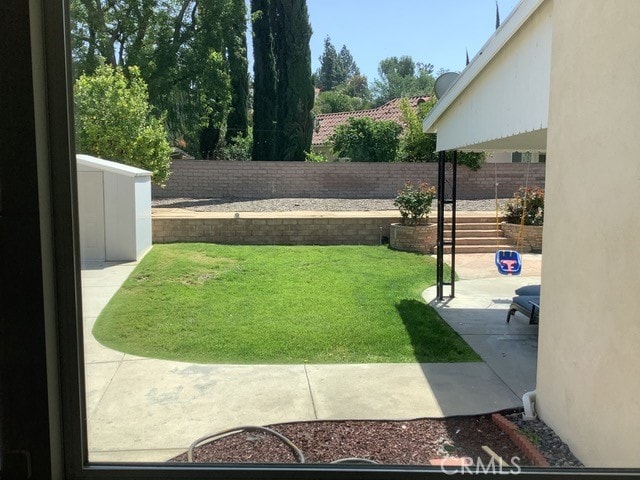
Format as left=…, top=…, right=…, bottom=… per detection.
left=93, top=244, right=479, bottom=364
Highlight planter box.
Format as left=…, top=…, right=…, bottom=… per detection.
left=501, top=223, right=543, bottom=253
left=389, top=223, right=437, bottom=254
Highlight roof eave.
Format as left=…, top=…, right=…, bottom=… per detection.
left=423, top=0, right=546, bottom=134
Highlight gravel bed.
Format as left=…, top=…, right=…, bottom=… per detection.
left=506, top=413, right=584, bottom=467
left=153, top=197, right=510, bottom=212
left=169, top=416, right=532, bottom=467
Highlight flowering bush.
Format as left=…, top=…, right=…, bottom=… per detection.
left=503, top=186, right=544, bottom=226
left=394, top=181, right=436, bottom=225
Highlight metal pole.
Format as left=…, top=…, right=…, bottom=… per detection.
left=450, top=151, right=458, bottom=299
left=436, top=151, right=445, bottom=300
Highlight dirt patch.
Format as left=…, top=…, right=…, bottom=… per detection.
left=169, top=416, right=532, bottom=466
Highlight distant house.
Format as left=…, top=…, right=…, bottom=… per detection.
left=312, top=96, right=430, bottom=160
left=312, top=96, right=544, bottom=163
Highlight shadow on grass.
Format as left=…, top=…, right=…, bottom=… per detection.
left=395, top=299, right=480, bottom=363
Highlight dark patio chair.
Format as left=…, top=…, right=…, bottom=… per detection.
left=506, top=284, right=541, bottom=324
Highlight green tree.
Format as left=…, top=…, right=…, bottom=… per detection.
left=338, top=45, right=360, bottom=78
left=251, top=0, right=278, bottom=160
left=315, top=37, right=368, bottom=98
left=275, top=0, right=315, bottom=161
left=398, top=98, right=438, bottom=162
left=224, top=0, right=250, bottom=143
left=314, top=90, right=370, bottom=114
left=397, top=98, right=485, bottom=170
left=316, top=36, right=344, bottom=91
left=331, top=117, right=402, bottom=162
left=252, top=0, right=315, bottom=161
left=70, top=0, right=249, bottom=158
left=339, top=74, right=371, bottom=101
left=373, top=56, right=435, bottom=106
left=74, top=64, right=171, bottom=184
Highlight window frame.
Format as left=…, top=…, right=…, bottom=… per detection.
left=19, top=0, right=637, bottom=478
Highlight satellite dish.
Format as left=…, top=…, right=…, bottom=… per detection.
left=434, top=72, right=460, bottom=99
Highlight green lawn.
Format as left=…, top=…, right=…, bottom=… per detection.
left=93, top=244, right=479, bottom=364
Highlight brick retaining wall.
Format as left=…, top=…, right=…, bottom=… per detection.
left=153, top=161, right=545, bottom=200
left=153, top=215, right=400, bottom=246
left=501, top=223, right=544, bottom=252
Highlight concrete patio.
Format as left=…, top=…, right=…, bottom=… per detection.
left=81, top=252, right=541, bottom=463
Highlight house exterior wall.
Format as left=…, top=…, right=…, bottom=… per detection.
left=538, top=0, right=640, bottom=467
left=430, top=0, right=552, bottom=152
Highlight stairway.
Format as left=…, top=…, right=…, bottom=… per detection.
left=442, top=215, right=529, bottom=254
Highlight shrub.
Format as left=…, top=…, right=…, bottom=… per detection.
left=503, top=186, right=544, bottom=226
left=305, top=151, right=328, bottom=162
left=74, top=64, right=172, bottom=185
left=394, top=181, right=436, bottom=225
left=331, top=117, right=402, bottom=162
left=219, top=132, right=253, bottom=161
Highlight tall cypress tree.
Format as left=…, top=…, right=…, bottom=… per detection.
left=225, top=0, right=249, bottom=142
left=251, top=0, right=313, bottom=161
left=273, top=0, right=314, bottom=161
left=251, top=0, right=278, bottom=160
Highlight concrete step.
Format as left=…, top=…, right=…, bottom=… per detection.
left=444, top=244, right=531, bottom=254
left=444, top=228, right=504, bottom=238
left=445, top=237, right=511, bottom=246
left=445, top=223, right=503, bottom=231
left=443, top=216, right=503, bottom=224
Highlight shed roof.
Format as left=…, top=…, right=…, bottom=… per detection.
left=313, top=96, right=431, bottom=145
left=77, top=154, right=152, bottom=178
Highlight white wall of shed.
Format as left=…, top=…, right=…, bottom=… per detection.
left=134, top=176, right=152, bottom=259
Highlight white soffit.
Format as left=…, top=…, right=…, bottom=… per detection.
left=423, top=0, right=550, bottom=152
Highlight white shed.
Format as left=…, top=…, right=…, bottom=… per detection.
left=76, top=154, right=152, bottom=262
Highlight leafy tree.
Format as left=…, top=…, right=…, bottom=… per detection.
left=70, top=0, right=249, bottom=158
left=398, top=98, right=438, bottom=163
left=220, top=131, right=253, bottom=161
left=314, top=90, right=370, bottom=114
left=331, top=117, right=402, bottom=162
left=457, top=151, right=486, bottom=171
left=373, top=56, right=436, bottom=106
left=224, top=0, right=250, bottom=143
left=74, top=64, right=171, bottom=184
left=339, top=74, right=371, bottom=100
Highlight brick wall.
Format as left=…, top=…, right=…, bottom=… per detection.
left=501, top=223, right=544, bottom=252
left=153, top=215, right=401, bottom=246
left=153, top=161, right=546, bottom=200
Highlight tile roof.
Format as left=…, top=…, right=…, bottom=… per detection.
left=312, top=96, right=431, bottom=145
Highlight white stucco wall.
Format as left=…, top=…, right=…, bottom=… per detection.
left=538, top=0, right=640, bottom=467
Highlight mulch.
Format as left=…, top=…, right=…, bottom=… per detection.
left=169, top=415, right=533, bottom=466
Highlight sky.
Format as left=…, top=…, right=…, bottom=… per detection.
left=303, top=0, right=522, bottom=83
